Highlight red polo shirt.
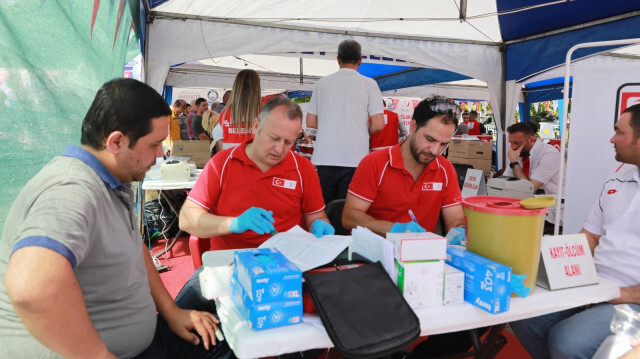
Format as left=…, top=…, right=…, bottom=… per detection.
left=370, top=110, right=400, bottom=150
left=187, top=139, right=325, bottom=250
left=220, top=107, right=255, bottom=148
left=348, top=144, right=461, bottom=232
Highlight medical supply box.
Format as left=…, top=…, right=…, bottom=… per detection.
left=443, top=263, right=465, bottom=306
left=233, top=248, right=302, bottom=303
left=446, top=246, right=511, bottom=314
left=230, top=275, right=302, bottom=330
left=386, top=232, right=447, bottom=262
left=395, top=259, right=444, bottom=308
left=448, top=140, right=493, bottom=178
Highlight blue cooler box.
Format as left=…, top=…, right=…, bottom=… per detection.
left=233, top=247, right=302, bottom=303
left=230, top=274, right=302, bottom=330
left=446, top=246, right=511, bottom=314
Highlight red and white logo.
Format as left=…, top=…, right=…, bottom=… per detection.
left=422, top=182, right=443, bottom=191
left=607, top=189, right=617, bottom=195
left=273, top=177, right=297, bottom=190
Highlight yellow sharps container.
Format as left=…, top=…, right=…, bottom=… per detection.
left=462, top=196, right=547, bottom=295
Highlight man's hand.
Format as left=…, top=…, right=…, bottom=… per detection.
left=390, top=221, right=426, bottom=233
left=230, top=207, right=275, bottom=235
left=508, top=143, right=524, bottom=163
left=445, top=226, right=466, bottom=245
left=311, top=219, right=335, bottom=238
left=166, top=309, right=220, bottom=350
left=610, top=286, right=640, bottom=305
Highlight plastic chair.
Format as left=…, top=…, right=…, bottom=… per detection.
left=188, top=234, right=214, bottom=269
left=325, top=199, right=349, bottom=235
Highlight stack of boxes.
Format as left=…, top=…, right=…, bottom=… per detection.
left=448, top=139, right=493, bottom=178
left=387, top=232, right=464, bottom=308
left=231, top=248, right=303, bottom=330
left=446, top=246, right=512, bottom=314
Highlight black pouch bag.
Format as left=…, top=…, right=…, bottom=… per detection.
left=303, top=261, right=420, bottom=358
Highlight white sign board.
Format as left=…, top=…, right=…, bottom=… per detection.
left=537, top=233, right=598, bottom=290
left=461, top=169, right=486, bottom=197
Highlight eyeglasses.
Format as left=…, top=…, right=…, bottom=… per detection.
left=427, top=100, right=461, bottom=119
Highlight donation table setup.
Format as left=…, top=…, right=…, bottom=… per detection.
left=200, top=244, right=620, bottom=359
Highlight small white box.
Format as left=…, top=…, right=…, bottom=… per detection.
left=386, top=232, right=446, bottom=262
left=395, top=259, right=444, bottom=308
left=443, top=264, right=465, bottom=306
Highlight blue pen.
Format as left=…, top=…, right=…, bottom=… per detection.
left=408, top=209, right=418, bottom=223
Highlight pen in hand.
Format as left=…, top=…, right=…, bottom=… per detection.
left=408, top=209, right=418, bottom=223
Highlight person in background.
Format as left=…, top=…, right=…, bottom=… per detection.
left=0, top=78, right=231, bottom=359
left=369, top=99, right=407, bottom=151
left=214, top=90, right=231, bottom=114
left=190, top=98, right=211, bottom=141
left=502, top=121, right=565, bottom=232
left=463, top=110, right=486, bottom=135
left=185, top=99, right=199, bottom=140
left=220, top=70, right=262, bottom=149
left=454, top=111, right=469, bottom=136
left=201, top=110, right=219, bottom=141
left=180, top=97, right=334, bottom=251
left=511, top=103, right=640, bottom=359
left=166, top=98, right=187, bottom=154
left=180, top=102, right=192, bottom=140
left=306, top=39, right=385, bottom=205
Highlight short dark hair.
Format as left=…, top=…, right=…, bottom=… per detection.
left=469, top=110, right=478, bottom=117
left=622, top=103, right=640, bottom=140
left=195, top=98, right=207, bottom=106
left=462, top=111, right=469, bottom=116
left=81, top=78, right=171, bottom=150
left=507, top=121, right=538, bottom=136
left=337, top=40, right=362, bottom=65
left=222, top=90, right=231, bottom=103
left=412, top=96, right=459, bottom=130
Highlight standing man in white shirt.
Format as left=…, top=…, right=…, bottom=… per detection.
left=306, top=39, right=385, bottom=204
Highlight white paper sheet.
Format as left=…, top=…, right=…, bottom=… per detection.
left=349, top=226, right=396, bottom=278
left=258, top=225, right=350, bottom=272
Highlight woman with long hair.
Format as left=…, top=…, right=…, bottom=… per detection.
left=220, top=69, right=262, bottom=149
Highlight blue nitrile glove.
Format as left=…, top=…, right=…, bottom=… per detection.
left=390, top=221, right=426, bottom=233
left=311, top=219, right=335, bottom=238
left=445, top=226, right=466, bottom=246
left=229, top=207, right=275, bottom=235
left=511, top=273, right=532, bottom=298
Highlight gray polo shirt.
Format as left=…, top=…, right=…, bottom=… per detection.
left=0, top=145, right=156, bottom=358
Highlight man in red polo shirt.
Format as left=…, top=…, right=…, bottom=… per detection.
left=343, top=96, right=474, bottom=358
left=343, top=96, right=465, bottom=237
left=179, top=97, right=334, bottom=250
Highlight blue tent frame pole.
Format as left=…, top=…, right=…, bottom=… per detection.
left=556, top=38, right=640, bottom=235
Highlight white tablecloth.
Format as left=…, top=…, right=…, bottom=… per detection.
left=203, top=262, right=620, bottom=359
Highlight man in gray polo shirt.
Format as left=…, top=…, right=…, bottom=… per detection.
left=0, top=78, right=231, bottom=359
left=306, top=39, right=385, bottom=204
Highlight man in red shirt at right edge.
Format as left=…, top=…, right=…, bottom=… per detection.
left=343, top=96, right=481, bottom=357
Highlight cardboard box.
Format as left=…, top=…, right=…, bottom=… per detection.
left=233, top=248, right=302, bottom=303
left=395, top=259, right=444, bottom=308
left=443, top=264, right=465, bottom=306
left=171, top=140, right=211, bottom=168
left=386, top=232, right=446, bottom=262
left=446, top=246, right=511, bottom=314
left=448, top=140, right=493, bottom=160
left=230, top=275, right=302, bottom=330
left=448, top=156, right=492, bottom=178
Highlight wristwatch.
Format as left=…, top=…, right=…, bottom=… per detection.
left=509, top=161, right=519, bottom=169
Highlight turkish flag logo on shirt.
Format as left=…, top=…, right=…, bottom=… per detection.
left=273, top=177, right=297, bottom=190
left=422, top=182, right=443, bottom=191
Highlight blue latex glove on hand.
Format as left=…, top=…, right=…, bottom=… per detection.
left=511, top=273, right=532, bottom=297
left=390, top=221, right=426, bottom=233
left=311, top=219, right=335, bottom=238
left=445, top=226, right=466, bottom=246
left=230, top=207, right=275, bottom=235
